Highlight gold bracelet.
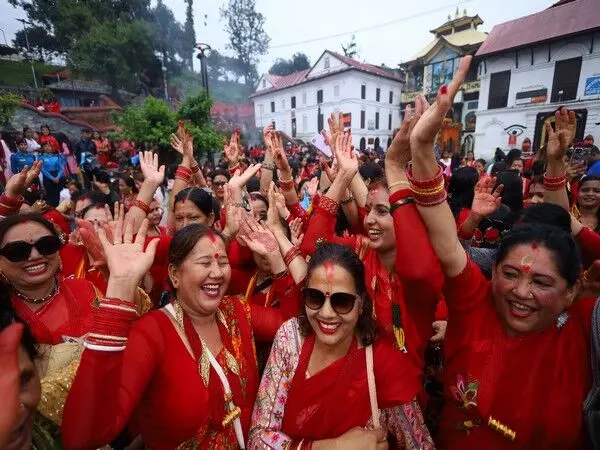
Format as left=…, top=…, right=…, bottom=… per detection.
left=388, top=180, right=410, bottom=191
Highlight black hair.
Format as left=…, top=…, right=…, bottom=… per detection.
left=15, top=137, right=26, bottom=146
left=174, top=187, right=213, bottom=217
left=517, top=203, right=571, bottom=234
left=505, top=149, right=522, bottom=165
left=120, top=175, right=139, bottom=195
left=495, top=171, right=523, bottom=213
left=496, top=224, right=581, bottom=286
left=23, top=126, right=32, bottom=134
left=476, top=158, right=486, bottom=166
left=491, top=162, right=507, bottom=177
left=213, top=168, right=230, bottom=181
left=0, top=295, right=38, bottom=361
left=246, top=176, right=260, bottom=194
left=40, top=124, right=51, bottom=132
left=249, top=192, right=269, bottom=208
left=494, top=148, right=505, bottom=163
left=448, top=167, right=479, bottom=218
left=169, top=223, right=225, bottom=268
left=359, top=162, right=383, bottom=182
left=0, top=213, right=59, bottom=246
left=211, top=196, right=221, bottom=222
left=297, top=243, right=378, bottom=346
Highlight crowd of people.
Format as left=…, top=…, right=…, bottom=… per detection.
left=0, top=55, right=599, bottom=449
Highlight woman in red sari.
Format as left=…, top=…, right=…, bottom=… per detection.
left=408, top=58, right=595, bottom=448
left=300, top=125, right=444, bottom=371
left=38, top=125, right=60, bottom=154
left=248, top=243, right=433, bottom=449
left=62, top=222, right=258, bottom=449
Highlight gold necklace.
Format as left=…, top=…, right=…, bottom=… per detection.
left=14, top=278, right=59, bottom=305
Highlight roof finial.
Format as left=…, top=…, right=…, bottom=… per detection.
left=448, top=14, right=452, bottom=21
left=455, top=6, right=459, bottom=18
left=463, top=8, right=467, bottom=17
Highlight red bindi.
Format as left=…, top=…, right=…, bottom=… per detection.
left=213, top=252, right=220, bottom=259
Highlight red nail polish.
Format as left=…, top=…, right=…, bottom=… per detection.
left=440, top=85, right=448, bottom=95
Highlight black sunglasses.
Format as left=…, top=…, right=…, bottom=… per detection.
left=0, top=235, right=62, bottom=262
left=302, top=287, right=357, bottom=315
left=213, top=181, right=227, bottom=187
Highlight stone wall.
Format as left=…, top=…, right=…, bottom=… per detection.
left=9, top=103, right=119, bottom=142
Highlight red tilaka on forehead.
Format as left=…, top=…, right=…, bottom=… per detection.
left=520, top=243, right=539, bottom=273
left=324, top=261, right=334, bottom=296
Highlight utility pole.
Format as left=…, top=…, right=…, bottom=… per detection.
left=16, top=18, right=38, bottom=89
left=195, top=43, right=211, bottom=96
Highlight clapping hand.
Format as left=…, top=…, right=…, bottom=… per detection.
left=289, top=218, right=304, bottom=246
left=139, top=151, right=165, bottom=186
left=238, top=214, right=279, bottom=256
left=322, top=112, right=344, bottom=147
left=4, top=161, right=42, bottom=199
left=333, top=130, right=358, bottom=180
left=545, top=107, right=576, bottom=162
left=266, top=182, right=286, bottom=237
left=307, top=176, right=319, bottom=197
left=471, top=177, right=503, bottom=219
left=386, top=100, right=426, bottom=171
left=269, top=132, right=291, bottom=172
left=99, top=217, right=159, bottom=300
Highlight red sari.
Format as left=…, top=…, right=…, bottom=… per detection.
left=300, top=189, right=444, bottom=369
left=282, top=335, right=421, bottom=441
left=440, top=260, right=594, bottom=449
left=62, top=296, right=258, bottom=450
left=10, top=277, right=98, bottom=345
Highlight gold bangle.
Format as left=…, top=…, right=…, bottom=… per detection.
left=388, top=180, right=410, bottom=190
left=410, top=184, right=446, bottom=195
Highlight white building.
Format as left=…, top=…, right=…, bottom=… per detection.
left=250, top=50, right=404, bottom=151
left=474, top=0, right=600, bottom=160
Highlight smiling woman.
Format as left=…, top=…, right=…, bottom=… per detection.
left=248, top=244, right=434, bottom=450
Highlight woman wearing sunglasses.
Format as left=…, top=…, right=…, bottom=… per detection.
left=248, top=244, right=433, bottom=449
left=300, top=124, right=444, bottom=373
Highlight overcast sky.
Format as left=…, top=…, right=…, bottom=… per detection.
left=1, top=0, right=553, bottom=74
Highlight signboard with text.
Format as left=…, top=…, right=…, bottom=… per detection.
left=585, top=76, right=600, bottom=96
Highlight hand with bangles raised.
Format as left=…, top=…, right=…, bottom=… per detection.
left=224, top=130, right=241, bottom=167
left=139, top=151, right=165, bottom=187
left=545, top=108, right=576, bottom=163
left=470, top=177, right=504, bottom=220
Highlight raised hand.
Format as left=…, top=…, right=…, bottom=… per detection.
left=99, top=217, right=159, bottom=295
left=324, top=112, right=344, bottom=147
left=410, top=56, right=472, bottom=150
left=228, top=163, right=262, bottom=191
left=266, top=182, right=286, bottom=236
left=4, top=161, right=43, bottom=199
left=222, top=184, right=242, bottom=240
left=263, top=123, right=275, bottom=157
left=307, top=176, right=319, bottom=197
left=545, top=107, right=576, bottom=162
left=170, top=133, right=184, bottom=155
left=581, top=260, right=600, bottom=299
left=289, top=217, right=304, bottom=246
left=386, top=101, right=425, bottom=170
left=270, top=132, right=291, bottom=172
left=139, top=151, right=166, bottom=186
left=238, top=215, right=279, bottom=256
left=471, top=177, right=503, bottom=219
left=224, top=131, right=240, bottom=166
left=334, top=130, right=358, bottom=179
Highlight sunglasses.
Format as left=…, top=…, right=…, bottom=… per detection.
left=213, top=181, right=227, bottom=187
left=0, top=235, right=61, bottom=262
left=302, top=287, right=357, bottom=315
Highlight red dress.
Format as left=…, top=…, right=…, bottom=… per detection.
left=62, top=296, right=258, bottom=450
left=300, top=189, right=444, bottom=370
left=440, top=260, right=594, bottom=449
left=10, top=277, right=98, bottom=345
left=39, top=134, right=60, bottom=153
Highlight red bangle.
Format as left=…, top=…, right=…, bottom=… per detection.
left=406, top=166, right=447, bottom=206
left=543, top=173, right=567, bottom=191
left=228, top=164, right=240, bottom=175
left=0, top=194, right=24, bottom=207
left=279, top=178, right=295, bottom=191
left=405, top=166, right=444, bottom=189
left=318, top=196, right=339, bottom=216
left=177, top=165, right=192, bottom=176
left=283, top=246, right=301, bottom=266
left=132, top=199, right=151, bottom=215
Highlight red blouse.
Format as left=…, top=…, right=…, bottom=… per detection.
left=10, top=277, right=97, bottom=345
left=38, top=134, right=60, bottom=153
left=62, top=296, right=258, bottom=450
left=440, top=260, right=594, bottom=449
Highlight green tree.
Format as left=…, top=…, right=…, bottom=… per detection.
left=342, top=34, right=358, bottom=59
left=220, top=0, right=270, bottom=86
left=68, top=20, right=157, bottom=97
left=151, top=0, right=187, bottom=78
left=268, top=53, right=311, bottom=76
left=183, top=0, right=196, bottom=71
left=13, top=25, right=61, bottom=62
left=0, top=92, right=21, bottom=125
left=114, top=94, right=222, bottom=160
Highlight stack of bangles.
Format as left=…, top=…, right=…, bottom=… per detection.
left=228, top=163, right=240, bottom=175
left=406, top=166, right=447, bottom=206
left=283, top=245, right=302, bottom=266
left=279, top=177, right=295, bottom=192
left=543, top=173, right=567, bottom=191
left=132, top=199, right=150, bottom=215
left=0, top=194, right=23, bottom=214
left=190, top=163, right=200, bottom=174
left=84, top=298, right=138, bottom=351
left=175, top=165, right=192, bottom=183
